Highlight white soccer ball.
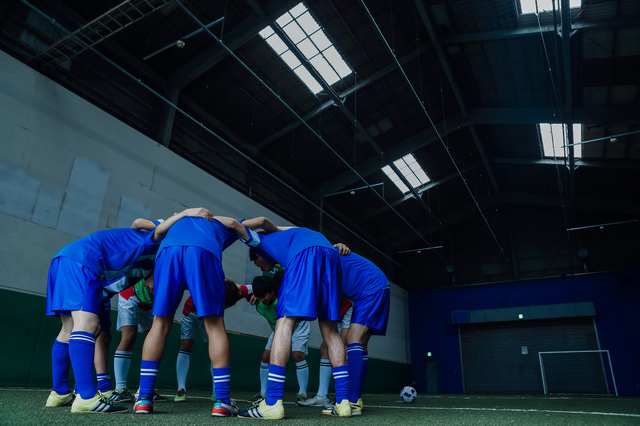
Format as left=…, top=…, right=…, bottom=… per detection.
left=400, top=386, right=417, bottom=403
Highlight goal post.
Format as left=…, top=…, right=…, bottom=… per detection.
left=538, top=350, right=618, bottom=396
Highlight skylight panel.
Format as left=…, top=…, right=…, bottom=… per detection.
left=520, top=0, right=581, bottom=14
left=382, top=154, right=431, bottom=194
left=260, top=2, right=352, bottom=94
left=539, top=123, right=582, bottom=158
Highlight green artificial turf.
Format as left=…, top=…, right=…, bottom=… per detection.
left=1, top=388, right=639, bottom=425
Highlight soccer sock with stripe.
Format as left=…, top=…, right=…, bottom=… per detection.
left=51, top=339, right=71, bottom=394
left=69, top=331, right=97, bottom=399
left=332, top=365, right=349, bottom=404
left=317, top=358, right=332, bottom=397
left=210, top=363, right=216, bottom=396
left=114, top=350, right=132, bottom=390
left=176, top=350, right=191, bottom=390
left=265, top=364, right=286, bottom=405
left=139, top=360, right=159, bottom=399
left=295, top=360, right=309, bottom=395
left=360, top=351, right=369, bottom=392
left=260, top=362, right=269, bottom=395
left=96, top=372, right=112, bottom=393
left=212, top=367, right=231, bottom=403
left=347, top=343, right=364, bottom=402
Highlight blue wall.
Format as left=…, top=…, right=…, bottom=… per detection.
left=408, top=270, right=640, bottom=396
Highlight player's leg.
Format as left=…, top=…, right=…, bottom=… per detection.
left=292, top=321, right=310, bottom=402
left=95, top=329, right=114, bottom=395
left=136, top=247, right=186, bottom=413
left=319, top=319, right=349, bottom=416
left=204, top=314, right=237, bottom=416
left=315, top=248, right=350, bottom=417
left=113, top=292, right=139, bottom=400
left=345, top=322, right=368, bottom=412
left=175, top=337, right=194, bottom=401
left=113, top=324, right=137, bottom=402
left=94, top=299, right=114, bottom=397
left=183, top=247, right=236, bottom=417
left=175, top=311, right=196, bottom=401
left=251, top=346, right=270, bottom=404
left=46, top=315, right=75, bottom=407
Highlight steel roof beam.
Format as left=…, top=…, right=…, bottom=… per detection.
left=256, top=43, right=433, bottom=150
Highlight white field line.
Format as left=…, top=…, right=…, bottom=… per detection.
left=2, top=388, right=637, bottom=418
left=365, top=404, right=640, bottom=418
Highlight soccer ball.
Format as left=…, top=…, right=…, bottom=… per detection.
left=400, top=386, right=417, bottom=403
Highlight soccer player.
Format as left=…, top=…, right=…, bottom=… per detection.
left=323, top=251, right=391, bottom=416
left=234, top=217, right=350, bottom=419
left=134, top=215, right=248, bottom=417
left=45, top=207, right=211, bottom=414
left=174, top=279, right=250, bottom=402
left=247, top=270, right=311, bottom=406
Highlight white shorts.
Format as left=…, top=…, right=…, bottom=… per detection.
left=338, top=306, right=353, bottom=334
left=265, top=320, right=310, bottom=354
left=116, top=294, right=153, bottom=333
left=180, top=312, right=208, bottom=342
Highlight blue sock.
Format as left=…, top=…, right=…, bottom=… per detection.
left=317, top=359, right=332, bottom=397
left=210, top=363, right=216, bottom=396
left=295, top=360, right=309, bottom=395
left=96, top=372, right=112, bottom=393
left=51, top=339, right=71, bottom=394
left=347, top=343, right=363, bottom=402
left=260, top=362, right=269, bottom=395
left=69, top=331, right=96, bottom=399
left=265, top=364, right=286, bottom=405
left=360, top=351, right=369, bottom=392
left=332, top=365, right=349, bottom=404
left=139, top=360, right=160, bottom=399
left=212, top=367, right=231, bottom=403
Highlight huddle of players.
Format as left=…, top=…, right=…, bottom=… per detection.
left=44, top=210, right=391, bottom=418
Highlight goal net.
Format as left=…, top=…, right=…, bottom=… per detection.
left=538, top=350, right=618, bottom=395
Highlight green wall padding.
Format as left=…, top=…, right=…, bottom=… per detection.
left=0, top=289, right=410, bottom=393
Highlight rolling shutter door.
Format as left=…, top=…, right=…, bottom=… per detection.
left=460, top=317, right=605, bottom=394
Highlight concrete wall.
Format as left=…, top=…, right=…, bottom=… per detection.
left=0, top=50, right=409, bottom=366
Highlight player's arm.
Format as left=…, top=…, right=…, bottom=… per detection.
left=242, top=216, right=287, bottom=233
left=151, top=207, right=213, bottom=242
left=131, top=218, right=156, bottom=231
left=213, top=216, right=250, bottom=240
left=334, top=243, right=351, bottom=256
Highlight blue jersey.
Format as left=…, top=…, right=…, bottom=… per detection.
left=158, top=217, right=236, bottom=261
left=55, top=228, right=158, bottom=283
left=339, top=253, right=389, bottom=301
left=256, top=228, right=334, bottom=267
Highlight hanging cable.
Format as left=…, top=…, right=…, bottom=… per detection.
left=360, top=0, right=506, bottom=261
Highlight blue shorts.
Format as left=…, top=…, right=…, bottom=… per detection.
left=99, top=297, right=112, bottom=332
left=46, top=257, right=103, bottom=316
left=152, top=246, right=225, bottom=317
left=350, top=287, right=391, bottom=336
left=277, top=247, right=341, bottom=322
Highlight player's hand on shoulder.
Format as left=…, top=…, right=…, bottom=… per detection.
left=334, top=243, right=351, bottom=256
left=182, top=207, right=213, bottom=221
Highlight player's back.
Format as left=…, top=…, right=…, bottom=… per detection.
left=339, top=252, right=389, bottom=300
left=258, top=228, right=333, bottom=267
left=55, top=228, right=157, bottom=276
left=159, top=217, right=236, bottom=261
